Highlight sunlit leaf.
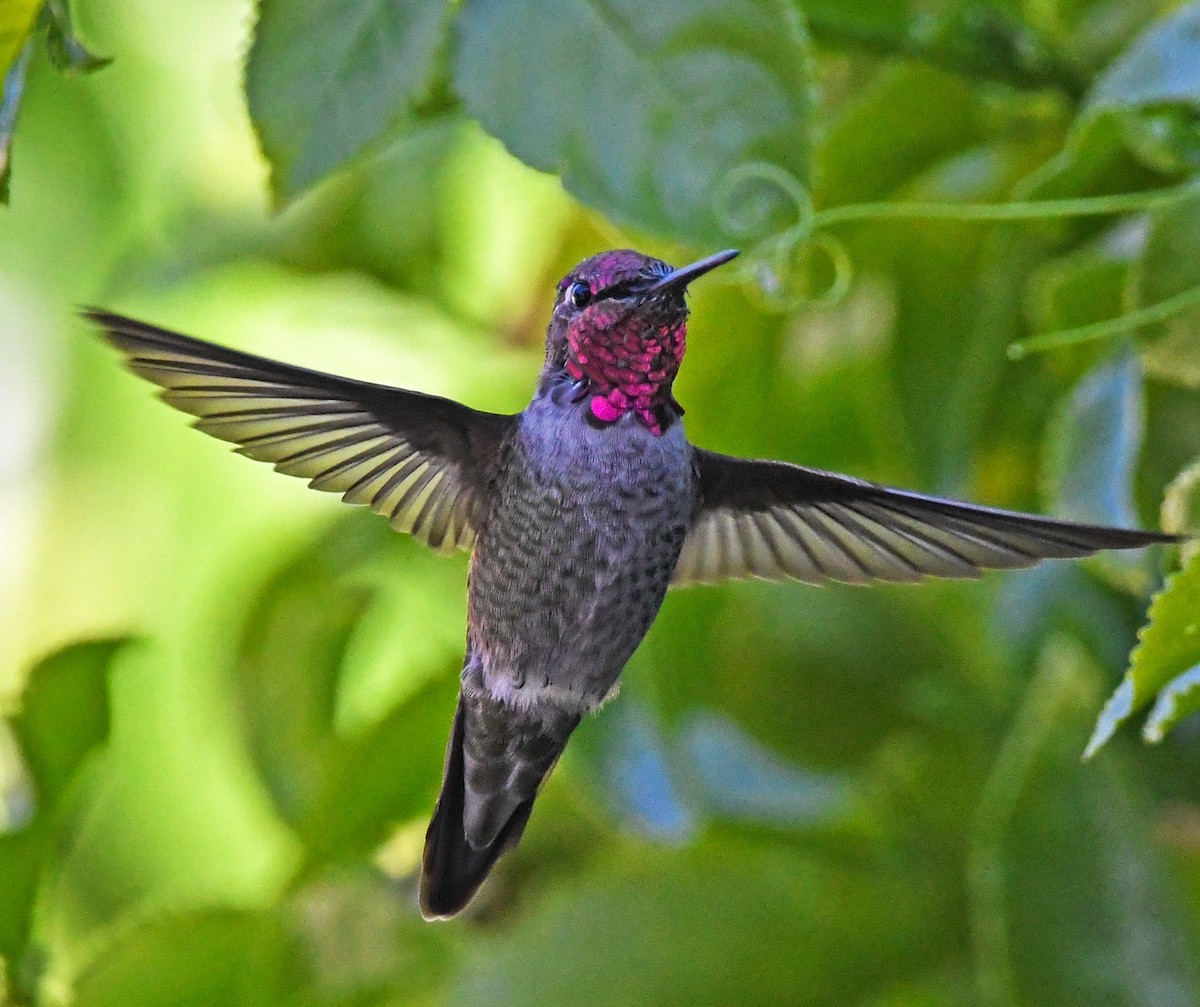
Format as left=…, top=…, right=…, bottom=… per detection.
left=454, top=0, right=814, bottom=245
left=0, top=0, right=112, bottom=203
left=1087, top=554, right=1200, bottom=756
left=246, top=0, right=449, bottom=198
left=0, top=0, right=38, bottom=77
left=1162, top=458, right=1200, bottom=564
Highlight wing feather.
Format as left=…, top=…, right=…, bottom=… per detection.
left=86, top=309, right=514, bottom=553
left=675, top=449, right=1179, bottom=587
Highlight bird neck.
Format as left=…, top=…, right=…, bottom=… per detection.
left=564, top=313, right=686, bottom=436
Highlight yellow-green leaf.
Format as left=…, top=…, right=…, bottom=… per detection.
left=0, top=0, right=40, bottom=78
left=1086, top=553, right=1200, bottom=755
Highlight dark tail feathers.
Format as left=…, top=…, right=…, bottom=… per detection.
left=418, top=697, right=540, bottom=920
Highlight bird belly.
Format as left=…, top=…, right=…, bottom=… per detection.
left=466, top=408, right=694, bottom=714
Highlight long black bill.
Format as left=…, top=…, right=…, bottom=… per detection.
left=649, top=248, right=739, bottom=294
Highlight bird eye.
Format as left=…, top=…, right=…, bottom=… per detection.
left=566, top=282, right=592, bottom=309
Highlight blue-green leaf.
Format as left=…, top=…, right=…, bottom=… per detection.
left=453, top=0, right=814, bottom=245
left=1045, top=350, right=1143, bottom=531
left=246, top=0, right=449, bottom=198
left=571, top=698, right=696, bottom=842
left=679, top=710, right=846, bottom=826
left=1025, top=3, right=1200, bottom=198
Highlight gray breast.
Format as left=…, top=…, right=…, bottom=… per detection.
left=466, top=392, right=695, bottom=712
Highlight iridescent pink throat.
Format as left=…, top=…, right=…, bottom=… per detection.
left=564, top=308, right=686, bottom=436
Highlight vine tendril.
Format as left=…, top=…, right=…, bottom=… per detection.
left=1008, top=281, right=1200, bottom=359
left=711, top=161, right=1200, bottom=357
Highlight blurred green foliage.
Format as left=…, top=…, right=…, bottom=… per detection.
left=2, top=0, right=1200, bottom=1004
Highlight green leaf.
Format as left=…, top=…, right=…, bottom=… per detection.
left=1086, top=553, right=1200, bottom=756
left=72, top=873, right=452, bottom=1007
left=1025, top=239, right=1135, bottom=341
left=236, top=524, right=373, bottom=827
left=1086, top=2, right=1200, bottom=124
left=71, top=910, right=284, bottom=1007
left=0, top=640, right=124, bottom=999
left=1127, top=553, right=1200, bottom=722
left=1143, top=665, right=1200, bottom=743
left=1045, top=349, right=1159, bottom=594
left=245, top=0, right=449, bottom=199
left=815, top=62, right=984, bottom=208
left=453, top=847, right=950, bottom=1007
left=876, top=163, right=1045, bottom=488
left=801, top=0, right=911, bottom=51
left=236, top=516, right=463, bottom=862
left=642, top=577, right=992, bottom=774
left=42, top=0, right=111, bottom=74
left=1, top=0, right=111, bottom=204
left=11, top=639, right=121, bottom=817
left=453, top=0, right=814, bottom=245
left=0, top=832, right=45, bottom=996
left=271, top=115, right=465, bottom=296
left=302, top=671, right=458, bottom=862
left=972, top=638, right=1200, bottom=1005
left=1137, top=191, right=1200, bottom=388
left=276, top=868, right=450, bottom=998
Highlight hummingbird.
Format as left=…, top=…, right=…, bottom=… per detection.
left=86, top=248, right=1178, bottom=919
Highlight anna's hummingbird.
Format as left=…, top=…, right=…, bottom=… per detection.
left=87, top=248, right=1177, bottom=919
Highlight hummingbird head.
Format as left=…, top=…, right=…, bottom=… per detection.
left=544, top=248, right=738, bottom=435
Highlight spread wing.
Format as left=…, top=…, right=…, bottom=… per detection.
left=674, top=449, right=1179, bottom=586
left=86, top=309, right=515, bottom=553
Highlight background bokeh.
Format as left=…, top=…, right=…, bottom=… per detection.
left=3, top=0, right=1200, bottom=1004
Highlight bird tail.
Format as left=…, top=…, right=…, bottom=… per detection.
left=419, top=691, right=578, bottom=920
